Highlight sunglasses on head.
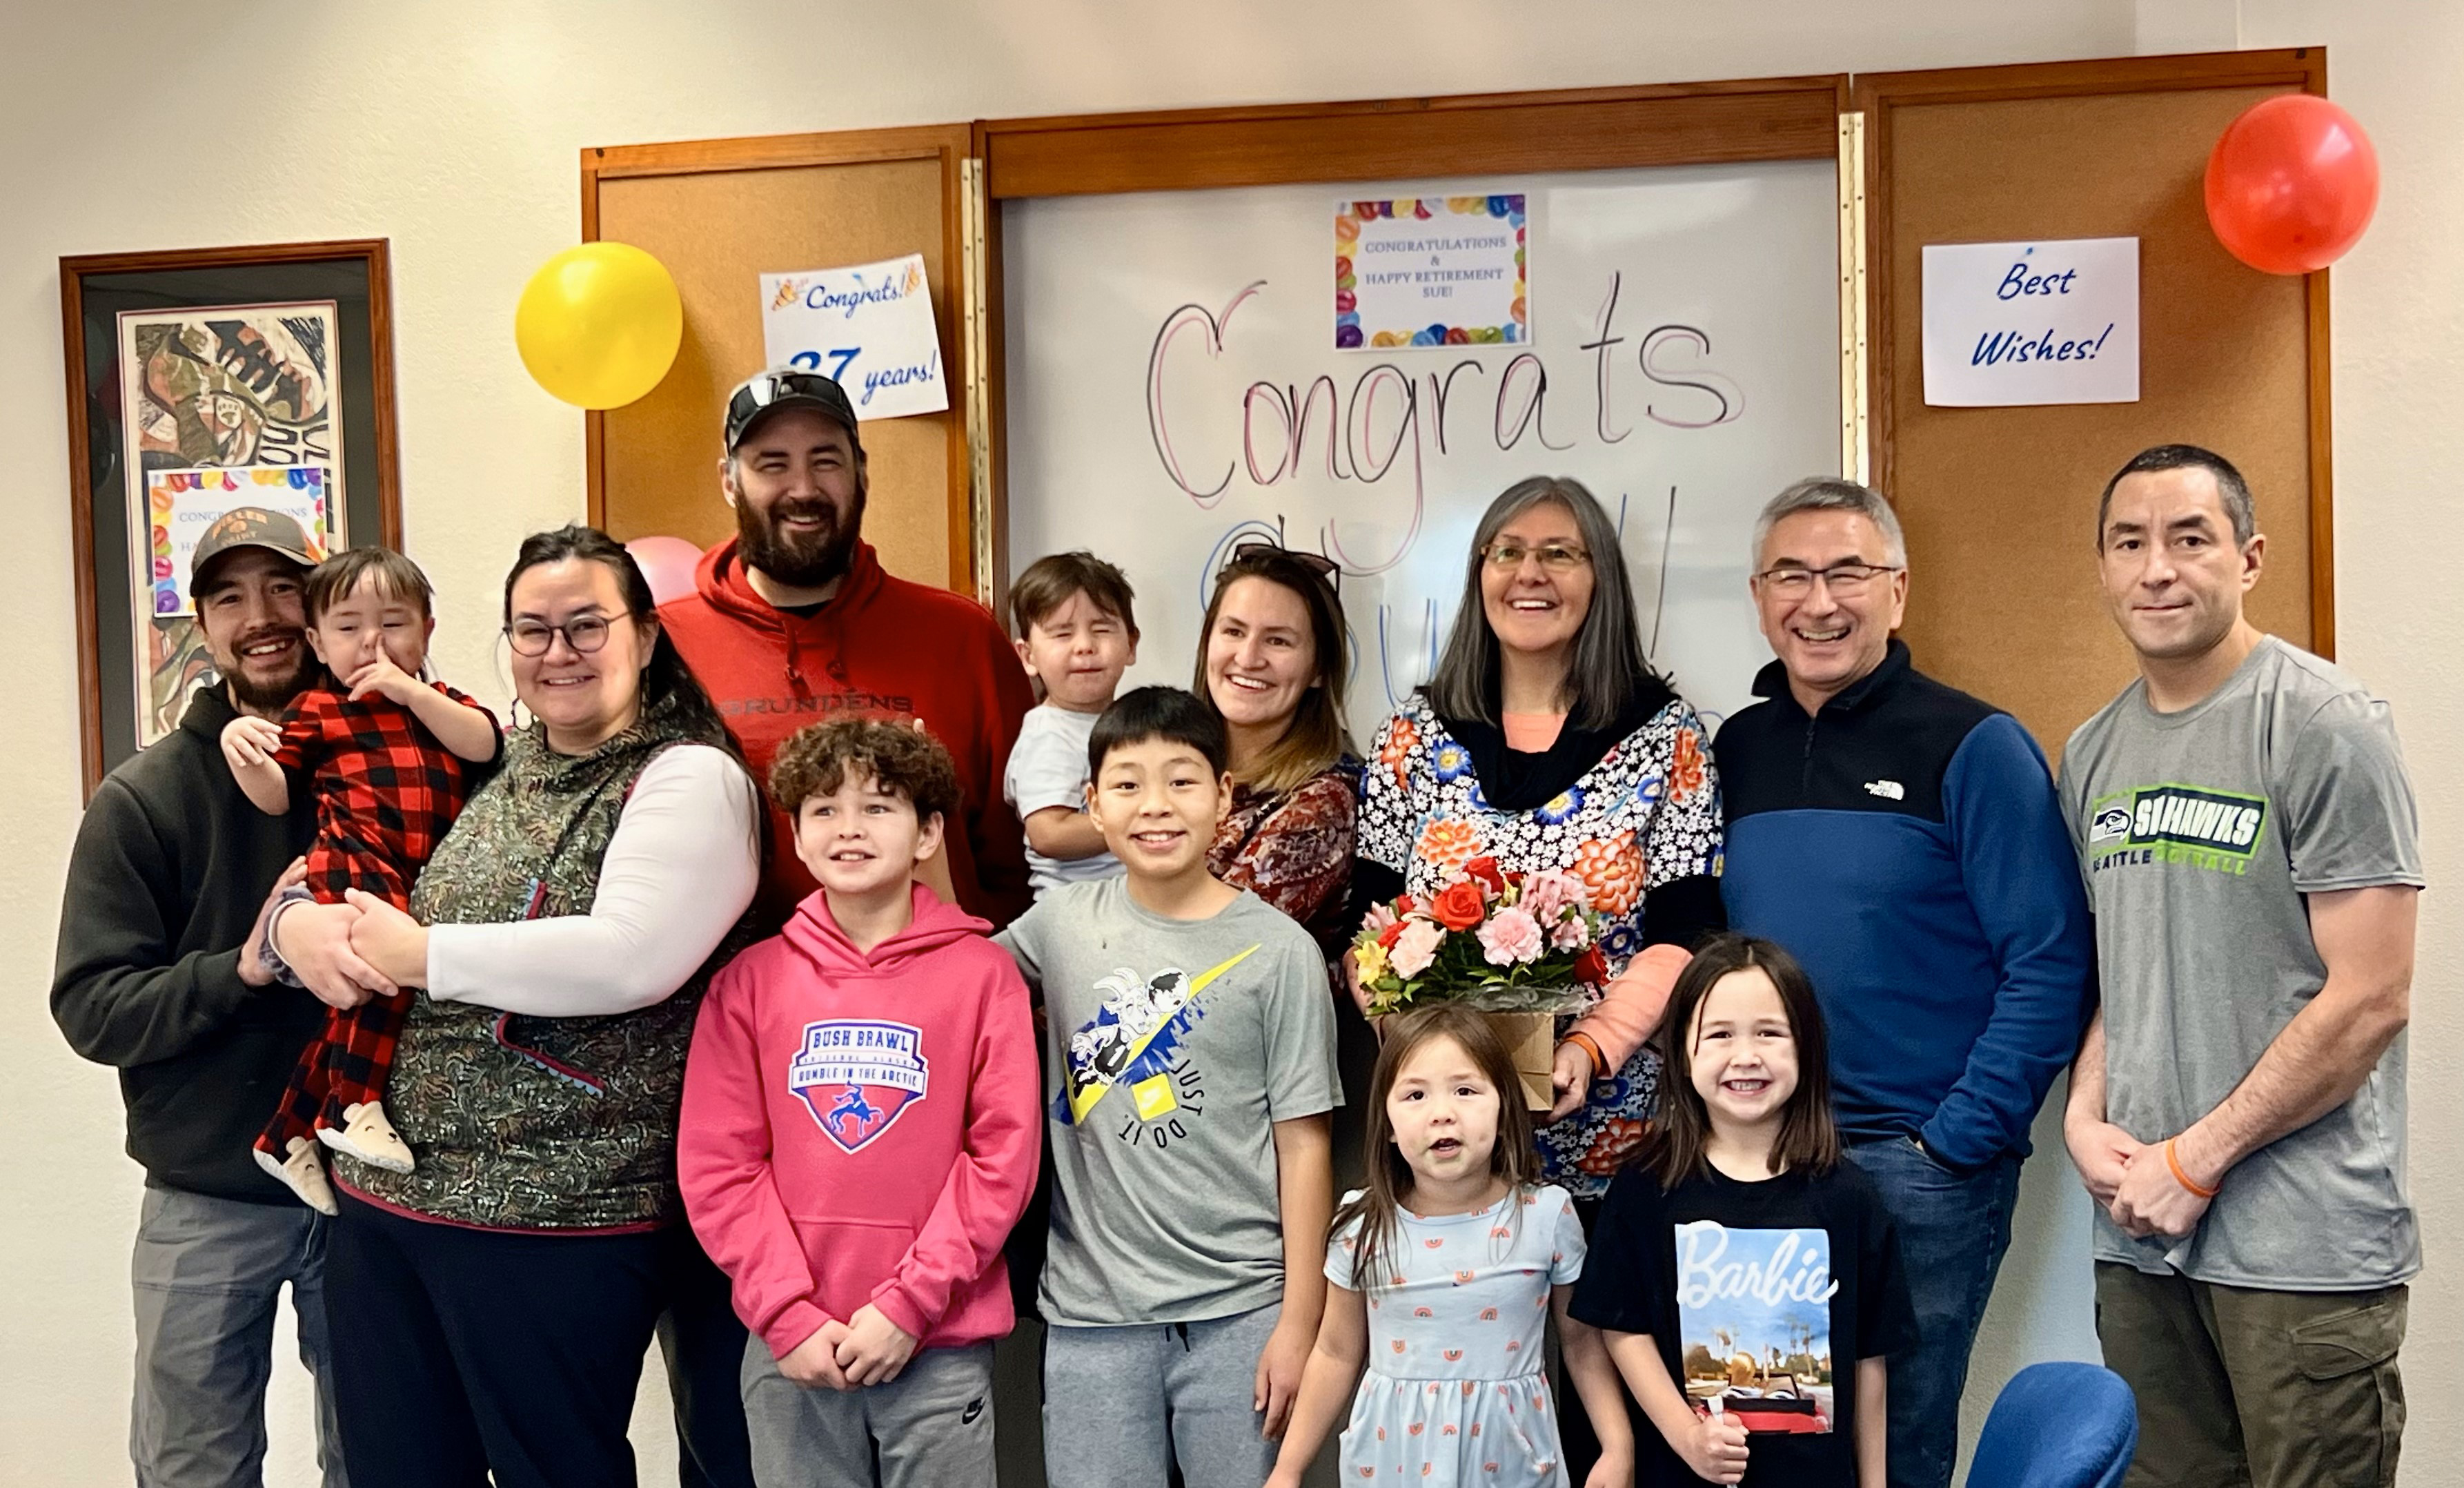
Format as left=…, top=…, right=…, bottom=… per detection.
left=1226, top=538, right=1341, bottom=595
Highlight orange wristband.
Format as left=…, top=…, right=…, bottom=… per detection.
left=1561, top=1031, right=1609, bottom=1081
left=2165, top=1139, right=2220, bottom=1200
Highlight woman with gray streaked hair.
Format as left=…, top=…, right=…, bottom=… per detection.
left=1350, top=476, right=1726, bottom=1194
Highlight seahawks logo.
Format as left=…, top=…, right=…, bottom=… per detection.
left=2090, top=786, right=2268, bottom=860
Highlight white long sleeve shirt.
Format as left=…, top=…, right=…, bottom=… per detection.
left=425, top=744, right=761, bottom=1015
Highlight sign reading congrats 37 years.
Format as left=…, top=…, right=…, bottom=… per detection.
left=1921, top=237, right=2140, bottom=407
left=760, top=253, right=950, bottom=420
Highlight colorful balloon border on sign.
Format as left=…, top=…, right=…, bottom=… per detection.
left=1335, top=194, right=1529, bottom=351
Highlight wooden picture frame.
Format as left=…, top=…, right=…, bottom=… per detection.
left=61, top=238, right=401, bottom=797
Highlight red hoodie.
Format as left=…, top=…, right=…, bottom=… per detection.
left=659, top=538, right=1035, bottom=931
left=680, top=884, right=1040, bottom=1358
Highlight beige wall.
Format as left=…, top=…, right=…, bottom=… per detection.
left=6, top=2, right=2455, bottom=1483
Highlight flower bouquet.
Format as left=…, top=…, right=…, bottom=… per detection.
left=1353, top=856, right=1610, bottom=1110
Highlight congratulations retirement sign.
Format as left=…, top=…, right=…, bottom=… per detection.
left=1337, top=195, right=1528, bottom=351
left=1921, top=237, right=2140, bottom=407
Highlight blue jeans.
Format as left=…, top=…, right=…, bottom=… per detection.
left=1847, top=1137, right=2022, bottom=1488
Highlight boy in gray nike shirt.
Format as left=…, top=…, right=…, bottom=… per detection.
left=997, top=687, right=1339, bottom=1488
left=2060, top=446, right=2421, bottom=1488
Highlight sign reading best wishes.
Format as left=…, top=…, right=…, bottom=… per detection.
left=1922, top=237, right=2139, bottom=407
left=1337, top=194, right=1528, bottom=351
left=760, top=253, right=949, bottom=420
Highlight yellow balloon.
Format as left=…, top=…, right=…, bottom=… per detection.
left=514, top=242, right=683, bottom=409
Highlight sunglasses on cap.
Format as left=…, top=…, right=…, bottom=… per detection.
left=723, top=369, right=860, bottom=451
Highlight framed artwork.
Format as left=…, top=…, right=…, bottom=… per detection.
left=61, top=240, right=400, bottom=796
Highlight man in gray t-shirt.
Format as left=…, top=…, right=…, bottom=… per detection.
left=2059, top=446, right=2421, bottom=1488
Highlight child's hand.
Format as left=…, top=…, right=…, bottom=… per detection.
left=1584, top=1441, right=1635, bottom=1488
left=1253, top=1315, right=1312, bottom=1438
left=345, top=654, right=423, bottom=707
left=221, top=716, right=285, bottom=772
left=776, top=1324, right=852, bottom=1391
left=834, top=1304, right=918, bottom=1387
left=1681, top=1413, right=1750, bottom=1485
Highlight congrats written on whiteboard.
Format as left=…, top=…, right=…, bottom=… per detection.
left=1921, top=237, right=2139, bottom=407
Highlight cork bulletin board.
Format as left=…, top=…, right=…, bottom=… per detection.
left=1860, top=49, right=2332, bottom=756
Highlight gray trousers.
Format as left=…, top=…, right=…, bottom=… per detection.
left=131, top=1183, right=347, bottom=1488
left=1041, top=1303, right=1281, bottom=1488
left=741, top=1335, right=996, bottom=1488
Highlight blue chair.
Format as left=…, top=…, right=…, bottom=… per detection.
left=1964, top=1362, right=2138, bottom=1488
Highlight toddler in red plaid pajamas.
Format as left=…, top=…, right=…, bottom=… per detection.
left=221, top=547, right=501, bottom=1213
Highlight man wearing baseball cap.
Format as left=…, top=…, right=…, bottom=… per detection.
left=660, top=368, right=1034, bottom=930
left=52, top=507, right=350, bottom=1486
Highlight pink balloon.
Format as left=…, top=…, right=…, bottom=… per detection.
left=627, top=536, right=702, bottom=607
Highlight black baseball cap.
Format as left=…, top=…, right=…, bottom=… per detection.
left=190, top=506, right=319, bottom=589
left=724, top=369, right=862, bottom=453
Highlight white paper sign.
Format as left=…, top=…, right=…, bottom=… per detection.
left=1921, top=237, right=2138, bottom=407
left=1339, top=195, right=1528, bottom=351
left=760, top=254, right=949, bottom=420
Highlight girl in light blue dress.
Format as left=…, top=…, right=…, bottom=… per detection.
left=1268, top=1004, right=1635, bottom=1488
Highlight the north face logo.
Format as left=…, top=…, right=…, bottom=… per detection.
left=789, top=1020, right=929, bottom=1153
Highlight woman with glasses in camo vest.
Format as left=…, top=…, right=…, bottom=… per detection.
left=268, top=525, right=764, bottom=1488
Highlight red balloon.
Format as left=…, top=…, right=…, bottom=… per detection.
left=626, top=535, right=702, bottom=607
left=2205, top=94, right=2380, bottom=275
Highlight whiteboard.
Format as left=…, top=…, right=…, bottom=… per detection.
left=1003, top=162, right=1842, bottom=736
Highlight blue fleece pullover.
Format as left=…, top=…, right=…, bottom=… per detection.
left=1713, top=643, right=2093, bottom=1171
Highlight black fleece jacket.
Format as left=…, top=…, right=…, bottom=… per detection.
left=52, top=685, right=322, bottom=1202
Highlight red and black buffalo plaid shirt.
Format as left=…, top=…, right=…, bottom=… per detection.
left=273, top=682, right=499, bottom=910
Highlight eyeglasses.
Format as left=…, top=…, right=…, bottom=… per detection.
left=1227, top=539, right=1341, bottom=595
left=504, top=616, right=614, bottom=656
left=1752, top=562, right=1903, bottom=598
left=1481, top=541, right=1591, bottom=573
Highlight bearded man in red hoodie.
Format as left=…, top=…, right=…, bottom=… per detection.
left=661, top=369, right=1035, bottom=930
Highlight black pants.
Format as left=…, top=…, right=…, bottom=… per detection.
left=326, top=1194, right=752, bottom=1488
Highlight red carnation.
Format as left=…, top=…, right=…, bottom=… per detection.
left=1430, top=879, right=1488, bottom=932
left=1377, top=919, right=1408, bottom=950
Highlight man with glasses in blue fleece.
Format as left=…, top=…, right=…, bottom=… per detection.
left=1711, top=478, right=2094, bottom=1488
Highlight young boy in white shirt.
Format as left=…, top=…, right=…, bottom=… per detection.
left=1004, top=551, right=1139, bottom=899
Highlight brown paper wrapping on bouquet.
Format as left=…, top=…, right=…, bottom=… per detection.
left=1488, top=1012, right=1557, bottom=1111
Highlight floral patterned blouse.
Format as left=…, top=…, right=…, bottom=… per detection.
left=1359, top=696, right=1722, bottom=1195
left=1210, top=763, right=1359, bottom=955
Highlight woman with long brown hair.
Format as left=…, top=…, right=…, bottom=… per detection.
left=1191, top=541, right=1360, bottom=951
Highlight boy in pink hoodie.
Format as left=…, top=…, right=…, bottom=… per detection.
left=681, top=718, right=1040, bottom=1488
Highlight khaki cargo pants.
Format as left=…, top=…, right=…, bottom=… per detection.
left=2096, top=1262, right=2405, bottom=1488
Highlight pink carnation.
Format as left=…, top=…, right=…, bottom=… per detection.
left=1549, top=914, right=1591, bottom=951
left=1517, top=868, right=1587, bottom=923
left=1390, top=918, right=1447, bottom=978
left=1477, top=907, right=1546, bottom=966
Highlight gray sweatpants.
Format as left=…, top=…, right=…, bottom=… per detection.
left=130, top=1183, right=348, bottom=1488
left=1042, top=1302, right=1281, bottom=1488
left=741, top=1335, right=996, bottom=1488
